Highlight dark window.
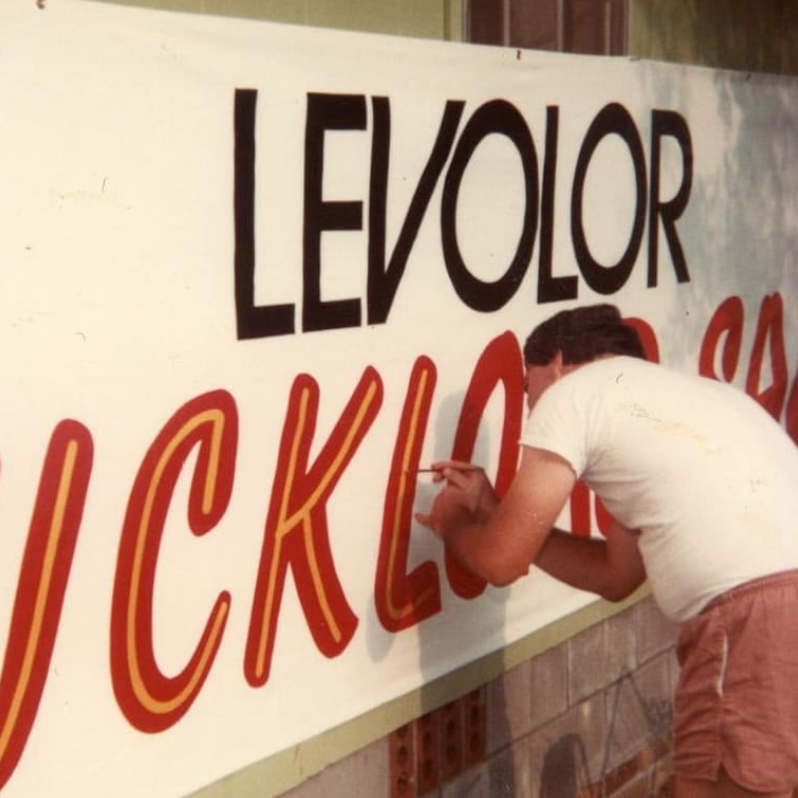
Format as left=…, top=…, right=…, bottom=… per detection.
left=466, top=0, right=628, bottom=55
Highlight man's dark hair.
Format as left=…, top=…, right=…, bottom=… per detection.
left=523, top=304, right=646, bottom=366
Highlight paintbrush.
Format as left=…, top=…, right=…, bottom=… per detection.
left=406, top=466, right=484, bottom=474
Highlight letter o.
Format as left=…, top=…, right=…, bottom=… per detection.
left=441, top=100, right=538, bottom=312
left=571, top=103, right=647, bottom=295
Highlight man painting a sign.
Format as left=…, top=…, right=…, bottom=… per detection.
left=2, top=0, right=797, bottom=794
left=417, top=304, right=798, bottom=798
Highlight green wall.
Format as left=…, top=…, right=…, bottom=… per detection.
left=630, top=0, right=798, bottom=75
left=93, top=0, right=464, bottom=41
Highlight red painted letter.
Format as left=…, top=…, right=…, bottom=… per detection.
left=245, top=369, right=382, bottom=686
left=699, top=295, right=744, bottom=382
left=446, top=332, right=525, bottom=598
left=111, top=390, right=237, bottom=732
left=375, top=357, right=441, bottom=632
left=625, top=316, right=660, bottom=364
left=0, top=420, right=93, bottom=789
left=746, top=293, right=788, bottom=419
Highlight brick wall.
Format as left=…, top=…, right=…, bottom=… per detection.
left=282, top=595, right=678, bottom=798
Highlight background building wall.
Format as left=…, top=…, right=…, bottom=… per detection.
left=277, top=595, right=678, bottom=798
left=96, top=0, right=798, bottom=74
left=467, top=0, right=627, bottom=55
left=629, top=0, right=798, bottom=76
left=90, top=0, right=463, bottom=41
left=463, top=0, right=798, bottom=75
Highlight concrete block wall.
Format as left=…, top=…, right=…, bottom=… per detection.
left=282, top=595, right=679, bottom=798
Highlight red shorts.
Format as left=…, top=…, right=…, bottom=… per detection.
left=673, top=569, right=798, bottom=791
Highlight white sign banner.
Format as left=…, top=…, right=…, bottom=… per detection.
left=1, top=1, right=797, bottom=796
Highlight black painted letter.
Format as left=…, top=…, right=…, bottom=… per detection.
left=303, top=93, right=367, bottom=332
left=648, top=110, right=692, bottom=286
left=571, top=103, right=647, bottom=295
left=367, top=98, right=465, bottom=325
left=441, top=100, right=538, bottom=312
left=234, top=89, right=296, bottom=339
left=538, top=106, right=578, bottom=303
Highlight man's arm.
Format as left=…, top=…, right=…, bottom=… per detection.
left=534, top=521, right=646, bottom=602
left=416, top=446, right=647, bottom=600
left=415, top=447, right=576, bottom=586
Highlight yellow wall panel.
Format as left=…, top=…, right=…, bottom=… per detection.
left=89, top=0, right=464, bottom=40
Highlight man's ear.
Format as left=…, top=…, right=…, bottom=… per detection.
left=551, top=350, right=565, bottom=377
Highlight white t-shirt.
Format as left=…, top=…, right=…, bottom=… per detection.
left=521, top=356, right=798, bottom=622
